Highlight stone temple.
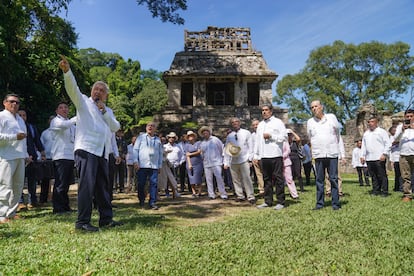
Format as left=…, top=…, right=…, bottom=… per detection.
left=156, top=26, right=287, bottom=135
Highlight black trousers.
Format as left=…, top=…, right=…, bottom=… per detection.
left=261, top=157, right=285, bottom=206
left=74, top=150, right=112, bottom=226
left=367, top=160, right=388, bottom=195
left=53, top=159, right=74, bottom=212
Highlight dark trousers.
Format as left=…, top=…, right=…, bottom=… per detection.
left=303, top=161, right=313, bottom=186
left=291, top=157, right=303, bottom=192
left=179, top=162, right=189, bottom=191
left=20, top=162, right=37, bottom=204
left=367, top=160, right=388, bottom=195
left=114, top=160, right=126, bottom=192
left=356, top=166, right=370, bottom=186
left=315, top=158, right=340, bottom=209
left=53, top=159, right=74, bottom=213
left=74, top=150, right=112, bottom=226
left=261, top=157, right=285, bottom=206
left=393, top=162, right=402, bottom=191
left=108, top=153, right=116, bottom=200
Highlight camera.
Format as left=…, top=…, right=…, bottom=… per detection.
left=404, top=119, right=411, bottom=125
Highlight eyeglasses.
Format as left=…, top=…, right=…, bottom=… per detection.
left=7, top=100, right=20, bottom=104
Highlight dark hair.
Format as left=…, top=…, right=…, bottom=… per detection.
left=3, top=93, right=20, bottom=101
left=261, top=103, right=273, bottom=111
left=405, top=109, right=414, bottom=115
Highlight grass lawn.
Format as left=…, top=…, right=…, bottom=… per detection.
left=1, top=174, right=413, bottom=275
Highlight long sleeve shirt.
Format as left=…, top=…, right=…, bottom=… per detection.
left=40, top=128, right=54, bottom=159
left=352, top=147, right=366, bottom=168
left=254, top=116, right=287, bottom=159
left=133, top=133, right=163, bottom=169
left=394, top=123, right=414, bottom=156
left=0, top=110, right=28, bottom=160
left=224, top=128, right=253, bottom=165
left=307, top=113, right=340, bottom=159
left=49, top=115, right=76, bottom=161
left=164, top=143, right=183, bottom=168
left=200, top=135, right=223, bottom=168
left=302, top=144, right=312, bottom=164
left=361, top=127, right=391, bottom=161
left=63, top=70, right=120, bottom=160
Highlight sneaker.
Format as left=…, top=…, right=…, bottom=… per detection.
left=257, top=203, right=269, bottom=209
left=220, top=196, right=228, bottom=200
left=273, top=204, right=284, bottom=210
left=150, top=205, right=159, bottom=210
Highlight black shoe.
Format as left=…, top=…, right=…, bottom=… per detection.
left=150, top=205, right=159, bottom=210
left=248, top=199, right=256, bottom=205
left=75, top=223, right=99, bottom=232
left=333, top=206, right=341, bottom=211
left=99, top=220, right=123, bottom=228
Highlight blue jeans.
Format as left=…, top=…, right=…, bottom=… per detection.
left=137, top=168, right=158, bottom=206
left=315, top=158, right=340, bottom=209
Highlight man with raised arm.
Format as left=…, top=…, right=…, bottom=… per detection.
left=59, top=56, right=122, bottom=232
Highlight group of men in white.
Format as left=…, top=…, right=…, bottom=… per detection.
left=1, top=56, right=413, bottom=228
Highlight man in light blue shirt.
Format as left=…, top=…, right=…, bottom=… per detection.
left=133, top=122, right=163, bottom=210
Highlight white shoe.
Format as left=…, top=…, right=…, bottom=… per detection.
left=257, top=203, right=269, bottom=209
left=273, top=204, right=284, bottom=210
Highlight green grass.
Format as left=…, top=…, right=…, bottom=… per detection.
left=1, top=175, right=414, bottom=275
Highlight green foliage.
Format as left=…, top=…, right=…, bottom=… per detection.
left=132, top=78, right=168, bottom=121
left=275, top=41, right=414, bottom=125
left=182, top=121, right=199, bottom=130
left=2, top=176, right=414, bottom=275
left=137, top=0, right=187, bottom=25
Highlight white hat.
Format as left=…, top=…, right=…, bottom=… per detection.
left=186, top=130, right=197, bottom=138
left=166, top=132, right=177, bottom=139
left=224, top=142, right=241, bottom=157
left=198, top=126, right=212, bottom=137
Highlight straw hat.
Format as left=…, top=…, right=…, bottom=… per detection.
left=224, top=142, right=241, bottom=157
left=186, top=130, right=197, bottom=138
left=198, top=126, right=212, bottom=137
left=166, top=132, right=177, bottom=139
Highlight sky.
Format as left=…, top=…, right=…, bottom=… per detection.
left=61, top=0, right=414, bottom=101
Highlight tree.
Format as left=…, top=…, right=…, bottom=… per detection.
left=132, top=78, right=167, bottom=121
left=137, top=0, right=187, bottom=25
left=0, top=0, right=79, bottom=129
left=275, top=41, right=414, bottom=126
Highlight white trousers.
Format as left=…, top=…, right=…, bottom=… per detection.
left=204, top=165, right=227, bottom=198
left=230, top=162, right=255, bottom=200
left=0, top=158, right=25, bottom=220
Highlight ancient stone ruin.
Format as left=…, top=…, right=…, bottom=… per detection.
left=156, top=26, right=287, bottom=135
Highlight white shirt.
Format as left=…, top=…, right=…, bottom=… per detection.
left=307, top=113, right=340, bottom=159
left=394, top=123, right=414, bottom=156
left=63, top=70, right=120, bottom=160
left=40, top=128, right=54, bottom=159
left=254, top=116, right=287, bottom=159
left=50, top=115, right=76, bottom=161
left=164, top=142, right=183, bottom=168
left=361, top=127, right=391, bottom=161
left=200, top=135, right=224, bottom=168
left=0, top=110, right=28, bottom=160
left=126, top=143, right=134, bottom=165
left=225, top=128, right=253, bottom=165
left=352, top=147, right=366, bottom=168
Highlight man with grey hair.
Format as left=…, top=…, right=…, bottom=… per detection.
left=224, top=118, right=255, bottom=204
left=254, top=104, right=287, bottom=210
left=307, top=100, right=341, bottom=210
left=59, top=56, right=122, bottom=231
